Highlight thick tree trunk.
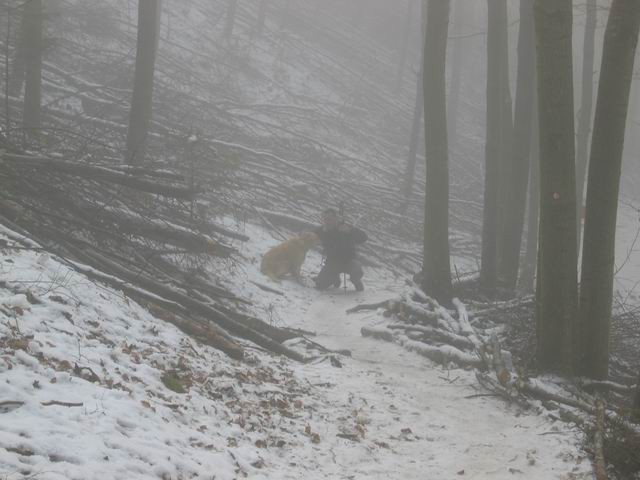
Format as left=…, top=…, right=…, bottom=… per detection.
left=533, top=0, right=578, bottom=374
left=125, top=0, right=161, bottom=165
left=575, top=0, right=597, bottom=248
left=520, top=95, right=539, bottom=293
left=578, top=0, right=640, bottom=380
left=224, top=0, right=238, bottom=40
left=480, top=0, right=512, bottom=296
left=22, top=0, right=43, bottom=136
left=498, top=0, right=536, bottom=291
left=421, top=0, right=452, bottom=304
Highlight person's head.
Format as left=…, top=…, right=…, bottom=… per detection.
left=321, top=208, right=339, bottom=229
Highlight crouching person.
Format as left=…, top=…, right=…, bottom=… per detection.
left=314, top=208, right=367, bottom=292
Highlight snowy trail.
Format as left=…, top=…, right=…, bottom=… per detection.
left=265, top=275, right=592, bottom=479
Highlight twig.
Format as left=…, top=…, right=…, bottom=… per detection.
left=41, top=400, right=83, bottom=407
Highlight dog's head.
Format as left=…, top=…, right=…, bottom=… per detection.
left=299, top=232, right=320, bottom=248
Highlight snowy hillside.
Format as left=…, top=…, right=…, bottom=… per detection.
left=1, top=223, right=592, bottom=479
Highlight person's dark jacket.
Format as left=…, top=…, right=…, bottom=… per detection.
left=315, top=224, right=367, bottom=264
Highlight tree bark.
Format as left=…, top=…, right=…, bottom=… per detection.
left=575, top=0, right=597, bottom=248
left=498, top=0, right=536, bottom=291
left=519, top=94, right=539, bottom=293
left=125, top=0, right=162, bottom=165
left=22, top=0, right=43, bottom=137
left=421, top=0, right=452, bottom=304
left=578, top=0, right=640, bottom=380
left=533, top=0, right=578, bottom=374
left=480, top=0, right=512, bottom=296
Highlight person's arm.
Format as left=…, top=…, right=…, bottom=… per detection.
left=351, top=226, right=367, bottom=244
left=339, top=223, right=367, bottom=243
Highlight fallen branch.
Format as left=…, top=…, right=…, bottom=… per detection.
left=1, top=153, right=199, bottom=199
left=41, top=400, right=83, bottom=407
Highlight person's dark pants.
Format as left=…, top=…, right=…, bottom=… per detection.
left=314, top=259, right=363, bottom=290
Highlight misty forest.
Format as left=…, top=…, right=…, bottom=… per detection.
left=2, top=0, right=640, bottom=479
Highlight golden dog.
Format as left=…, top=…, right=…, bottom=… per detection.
left=260, top=232, right=319, bottom=282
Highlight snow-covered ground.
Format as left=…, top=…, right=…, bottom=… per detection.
left=1, top=222, right=592, bottom=479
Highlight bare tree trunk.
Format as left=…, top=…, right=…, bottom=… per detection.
left=125, top=0, right=161, bottom=165
left=533, top=0, right=578, bottom=374
left=578, top=0, right=640, bottom=380
left=447, top=0, right=464, bottom=150
left=421, top=0, right=452, bottom=304
left=256, top=0, right=268, bottom=36
left=498, top=0, right=536, bottom=291
left=400, top=0, right=426, bottom=211
left=22, top=0, right=43, bottom=138
left=9, top=4, right=27, bottom=97
left=575, top=0, right=597, bottom=248
left=224, top=0, right=238, bottom=40
left=520, top=96, right=539, bottom=293
left=400, top=51, right=424, bottom=212
left=395, top=0, right=414, bottom=91
left=480, top=0, right=512, bottom=296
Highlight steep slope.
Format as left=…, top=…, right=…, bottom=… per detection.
left=0, top=223, right=591, bottom=479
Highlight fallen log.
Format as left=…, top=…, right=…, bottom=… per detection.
left=1, top=153, right=200, bottom=199
left=147, top=303, right=244, bottom=360
left=387, top=323, right=475, bottom=351
left=77, top=248, right=307, bottom=362
left=85, top=206, right=235, bottom=256
left=401, top=338, right=482, bottom=368
left=361, top=325, right=394, bottom=342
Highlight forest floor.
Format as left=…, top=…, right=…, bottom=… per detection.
left=0, top=221, right=593, bottom=480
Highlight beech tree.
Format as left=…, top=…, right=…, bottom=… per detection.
left=421, top=0, right=452, bottom=304
left=533, top=0, right=578, bottom=373
left=575, top=0, right=597, bottom=245
left=125, top=0, right=162, bottom=165
left=498, top=0, right=535, bottom=292
left=480, top=0, right=512, bottom=296
left=578, top=0, right=640, bottom=380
